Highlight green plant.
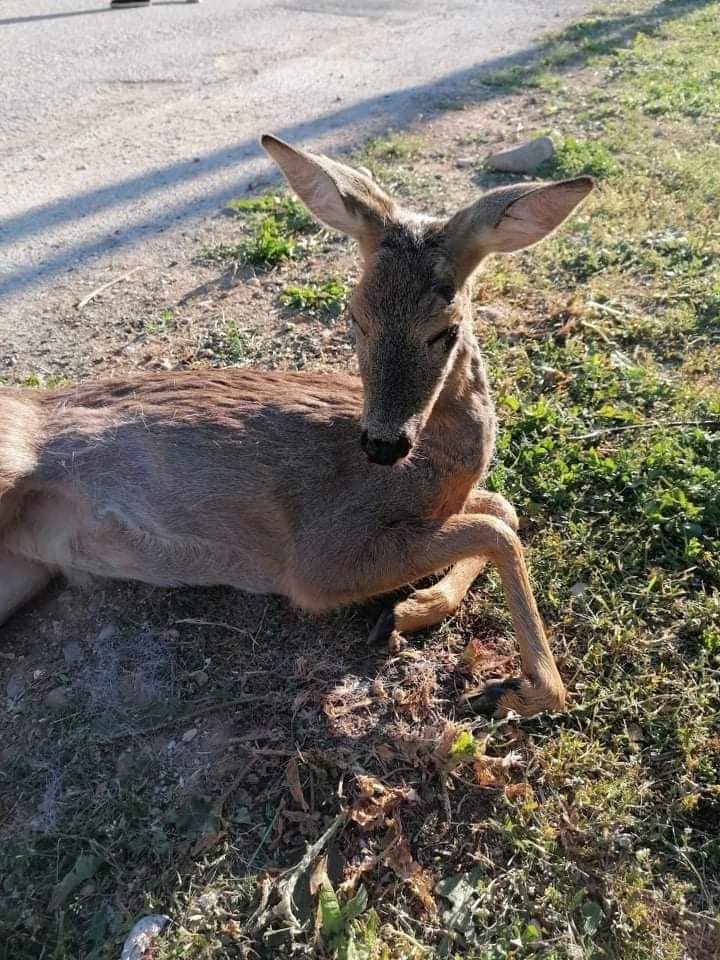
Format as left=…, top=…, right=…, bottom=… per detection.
left=543, top=136, right=621, bottom=179
left=279, top=278, right=348, bottom=314
left=200, top=193, right=317, bottom=268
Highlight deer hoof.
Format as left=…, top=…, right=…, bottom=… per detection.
left=368, top=607, right=396, bottom=647
left=459, top=678, right=524, bottom=718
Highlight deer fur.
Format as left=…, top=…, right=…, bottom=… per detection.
left=0, top=135, right=593, bottom=717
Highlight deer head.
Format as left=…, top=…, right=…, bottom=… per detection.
left=262, top=134, right=592, bottom=466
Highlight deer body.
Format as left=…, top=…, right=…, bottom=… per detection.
left=0, top=135, right=593, bottom=717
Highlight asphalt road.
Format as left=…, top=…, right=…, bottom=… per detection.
left=0, top=0, right=596, bottom=339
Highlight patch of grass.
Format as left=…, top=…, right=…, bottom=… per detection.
left=541, top=135, right=621, bottom=179
left=353, top=131, right=423, bottom=187
left=18, top=373, right=73, bottom=389
left=200, top=194, right=317, bottom=268
left=203, top=322, right=265, bottom=366
left=279, top=278, right=348, bottom=315
left=143, top=307, right=177, bottom=337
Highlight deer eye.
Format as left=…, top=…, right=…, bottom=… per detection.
left=427, top=325, right=459, bottom=349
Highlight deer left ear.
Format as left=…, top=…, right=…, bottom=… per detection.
left=260, top=133, right=399, bottom=257
left=443, top=176, right=594, bottom=284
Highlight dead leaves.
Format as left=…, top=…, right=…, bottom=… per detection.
left=349, top=775, right=419, bottom=832
left=286, top=757, right=309, bottom=813
left=382, top=819, right=436, bottom=915
left=433, top=723, right=530, bottom=796
left=345, top=775, right=435, bottom=914
left=391, top=662, right=438, bottom=721
left=323, top=679, right=372, bottom=720
left=461, top=638, right=512, bottom=680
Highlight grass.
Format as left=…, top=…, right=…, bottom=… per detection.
left=540, top=136, right=622, bottom=180
left=200, top=194, right=317, bottom=268
left=2, top=2, right=719, bottom=959
left=279, top=278, right=349, bottom=315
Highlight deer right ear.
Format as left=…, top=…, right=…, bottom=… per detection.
left=260, top=134, right=398, bottom=254
left=443, top=176, right=594, bottom=285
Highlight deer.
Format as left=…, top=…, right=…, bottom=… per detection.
left=0, top=134, right=593, bottom=717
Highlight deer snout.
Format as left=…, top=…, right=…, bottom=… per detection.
left=360, top=430, right=411, bottom=466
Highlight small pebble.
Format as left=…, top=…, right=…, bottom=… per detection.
left=182, top=728, right=198, bottom=743
left=486, top=136, right=554, bottom=173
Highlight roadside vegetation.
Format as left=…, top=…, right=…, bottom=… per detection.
left=1, top=2, right=718, bottom=958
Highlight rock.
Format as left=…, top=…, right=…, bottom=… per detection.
left=455, top=156, right=475, bottom=169
left=485, top=136, right=554, bottom=173
left=45, top=687, right=74, bottom=714
left=189, top=669, right=209, bottom=687
left=120, top=915, right=169, bottom=960
left=570, top=581, right=589, bottom=598
left=182, top=728, right=198, bottom=743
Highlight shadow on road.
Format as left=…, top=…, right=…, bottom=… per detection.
left=0, top=0, right=708, bottom=299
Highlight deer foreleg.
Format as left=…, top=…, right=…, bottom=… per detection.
left=317, top=512, right=563, bottom=718
left=370, top=490, right=520, bottom=637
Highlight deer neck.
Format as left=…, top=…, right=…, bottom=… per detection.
left=421, top=330, right=496, bottom=513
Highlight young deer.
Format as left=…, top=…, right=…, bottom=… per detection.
left=0, top=135, right=592, bottom=717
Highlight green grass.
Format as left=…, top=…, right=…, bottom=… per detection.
left=16, top=373, right=73, bottom=389
left=200, top=194, right=317, bottom=268
left=279, top=278, right=349, bottom=315
left=2, top=3, right=719, bottom=959
left=541, top=136, right=621, bottom=179
left=143, top=307, right=177, bottom=337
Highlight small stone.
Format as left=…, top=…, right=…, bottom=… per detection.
left=485, top=136, right=554, bottom=173
left=120, top=915, right=169, bottom=960
left=62, top=641, right=83, bottom=665
left=570, top=581, right=589, bottom=598
left=45, top=686, right=73, bottom=713
left=189, top=669, right=209, bottom=687
left=455, top=156, right=475, bottom=168
left=182, top=728, right=198, bottom=743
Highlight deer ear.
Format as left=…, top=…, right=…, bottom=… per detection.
left=260, top=134, right=398, bottom=253
left=443, top=177, right=594, bottom=284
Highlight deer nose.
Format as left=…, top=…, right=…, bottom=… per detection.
left=360, top=430, right=411, bottom=466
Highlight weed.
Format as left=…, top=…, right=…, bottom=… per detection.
left=200, top=194, right=317, bottom=268
left=18, top=373, right=73, bottom=389
left=542, top=135, right=621, bottom=179
left=279, top=278, right=348, bottom=314
left=143, top=308, right=176, bottom=337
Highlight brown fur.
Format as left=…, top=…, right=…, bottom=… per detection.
left=0, top=135, right=593, bottom=716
